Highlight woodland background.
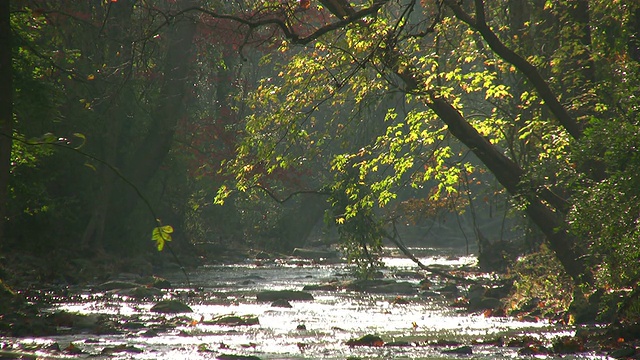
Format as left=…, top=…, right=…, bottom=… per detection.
left=1, top=0, right=640, bottom=317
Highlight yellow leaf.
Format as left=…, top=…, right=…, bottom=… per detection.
left=152, top=224, right=173, bottom=251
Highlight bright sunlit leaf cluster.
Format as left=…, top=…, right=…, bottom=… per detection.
left=152, top=223, right=173, bottom=251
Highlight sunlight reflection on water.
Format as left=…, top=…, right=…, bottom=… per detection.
left=23, top=249, right=607, bottom=359
left=382, top=254, right=478, bottom=268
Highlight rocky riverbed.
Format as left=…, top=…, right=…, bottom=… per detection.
left=0, top=247, right=633, bottom=359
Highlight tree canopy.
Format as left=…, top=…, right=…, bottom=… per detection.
left=211, top=0, right=640, bottom=287
left=2, top=0, right=640, bottom=303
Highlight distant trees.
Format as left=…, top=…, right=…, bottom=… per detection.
left=2, top=1, right=195, bottom=253
left=3, top=1, right=241, bottom=254
left=76, top=0, right=200, bottom=252
left=0, top=1, right=12, bottom=242
left=3, top=0, right=332, bottom=256
left=5, top=0, right=640, bottom=301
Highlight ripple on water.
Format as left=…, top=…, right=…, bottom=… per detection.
left=5, top=250, right=604, bottom=359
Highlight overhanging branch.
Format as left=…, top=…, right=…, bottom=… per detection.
left=252, top=184, right=330, bottom=204
left=443, top=0, right=583, bottom=139
left=172, top=1, right=391, bottom=46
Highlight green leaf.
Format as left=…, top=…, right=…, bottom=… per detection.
left=73, top=133, right=86, bottom=149
left=152, top=224, right=174, bottom=251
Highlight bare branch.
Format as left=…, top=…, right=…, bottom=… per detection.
left=384, top=219, right=476, bottom=283
left=161, top=1, right=391, bottom=46
left=251, top=184, right=330, bottom=204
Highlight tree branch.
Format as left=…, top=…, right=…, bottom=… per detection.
left=180, top=1, right=390, bottom=46
left=384, top=219, right=476, bottom=283
left=444, top=0, right=583, bottom=139
left=251, top=184, right=330, bottom=204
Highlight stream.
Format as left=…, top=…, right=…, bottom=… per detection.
left=1, top=247, right=609, bottom=359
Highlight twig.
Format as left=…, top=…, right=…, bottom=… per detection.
left=385, top=218, right=476, bottom=283
left=251, top=184, right=329, bottom=204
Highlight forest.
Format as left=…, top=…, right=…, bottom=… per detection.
left=1, top=0, right=640, bottom=358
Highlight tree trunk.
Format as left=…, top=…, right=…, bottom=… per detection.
left=124, top=5, right=198, bottom=187
left=567, top=0, right=595, bottom=84
left=272, top=194, right=328, bottom=251
left=316, top=0, right=594, bottom=285
left=80, top=0, right=135, bottom=250
left=99, top=1, right=199, bottom=250
left=0, top=0, right=13, bottom=245
left=426, top=96, right=593, bottom=285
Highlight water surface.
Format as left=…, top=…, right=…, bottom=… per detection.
left=2, top=248, right=607, bottom=359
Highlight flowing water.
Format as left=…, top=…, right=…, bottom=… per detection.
left=2, top=248, right=609, bottom=359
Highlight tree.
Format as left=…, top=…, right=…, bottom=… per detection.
left=78, top=0, right=200, bottom=252
left=5, top=0, right=640, bottom=298
left=5, top=0, right=317, bottom=257
left=3, top=2, right=69, bottom=252
left=3, top=1, right=203, bottom=254
left=208, top=0, right=638, bottom=288
left=0, top=0, right=12, bottom=243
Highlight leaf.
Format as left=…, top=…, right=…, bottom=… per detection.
left=42, top=132, right=57, bottom=144
left=73, top=133, right=87, bottom=149
left=152, top=224, right=173, bottom=251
